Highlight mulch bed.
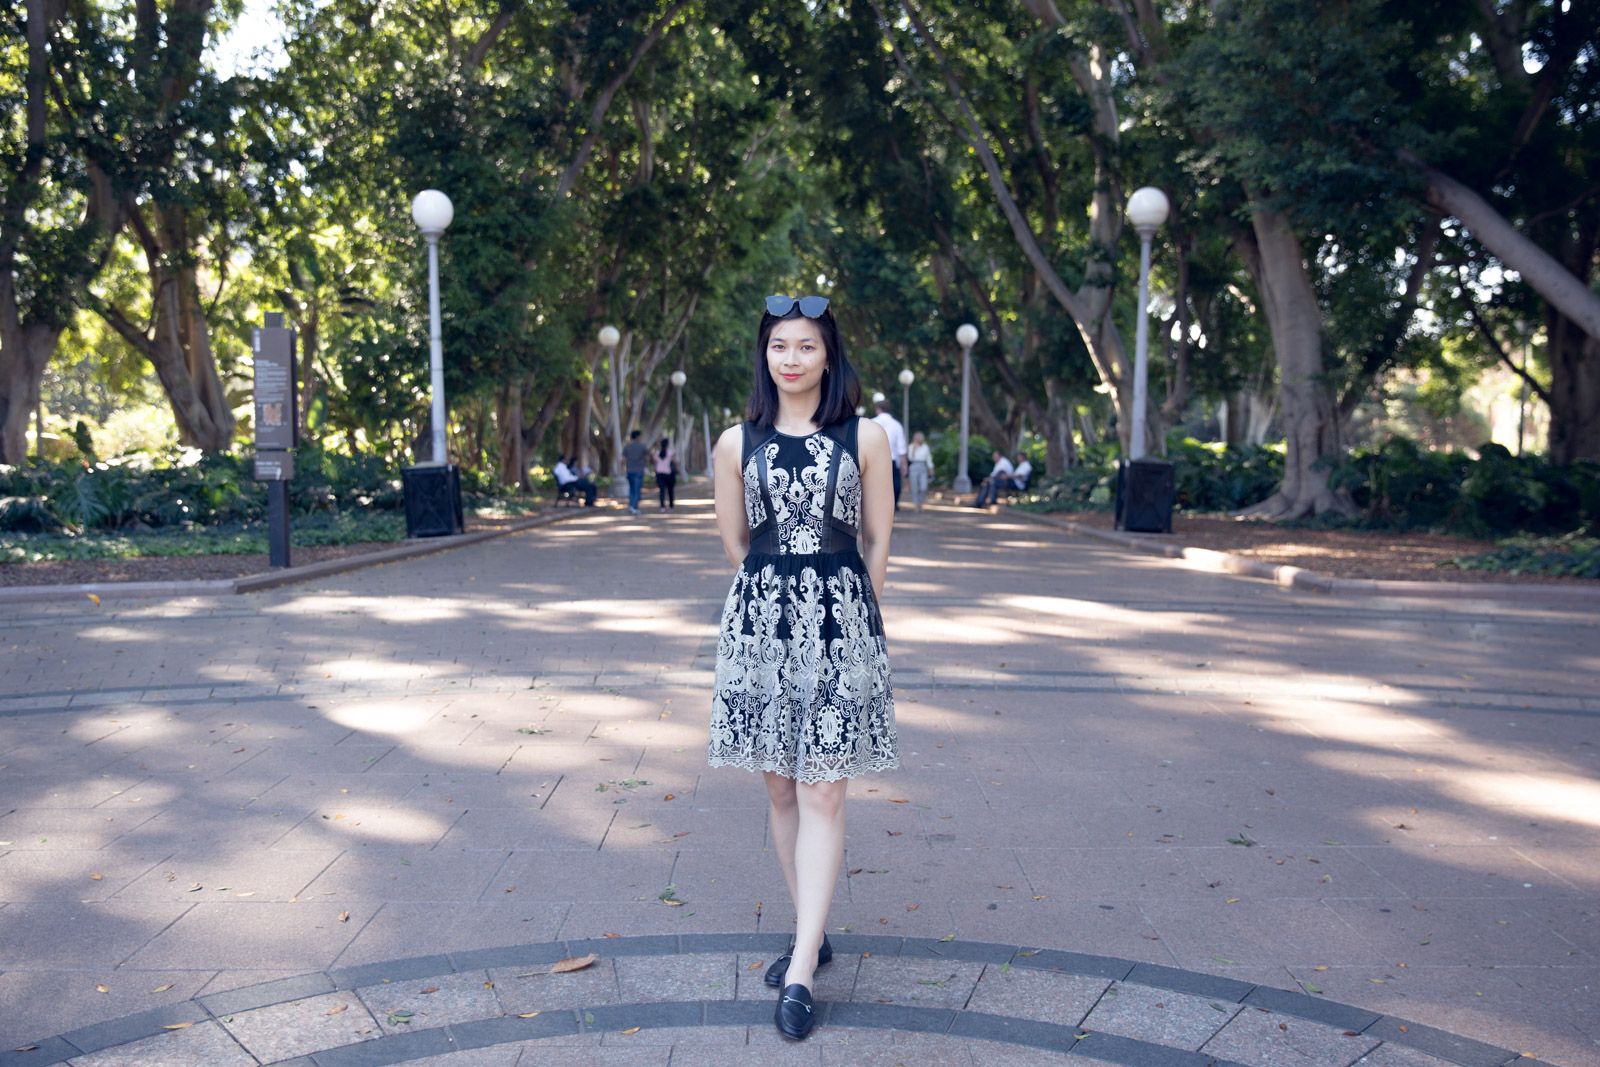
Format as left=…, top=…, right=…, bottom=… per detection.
left=0, top=518, right=541, bottom=589
left=0, top=542, right=397, bottom=587
left=1032, top=510, right=1597, bottom=586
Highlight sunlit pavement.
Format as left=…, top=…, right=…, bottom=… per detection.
left=0, top=496, right=1595, bottom=1066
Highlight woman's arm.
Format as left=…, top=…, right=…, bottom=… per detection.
left=714, top=424, right=750, bottom=568
left=856, top=417, right=894, bottom=597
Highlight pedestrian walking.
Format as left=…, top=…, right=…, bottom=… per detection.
left=870, top=393, right=907, bottom=510
left=708, top=293, right=898, bottom=1042
left=654, top=437, right=678, bottom=510
left=622, top=429, right=650, bottom=515
left=907, top=431, right=932, bottom=511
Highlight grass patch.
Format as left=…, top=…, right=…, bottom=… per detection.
left=1443, top=533, right=1600, bottom=579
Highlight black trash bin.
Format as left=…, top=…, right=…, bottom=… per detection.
left=1115, top=458, right=1175, bottom=534
left=402, top=463, right=464, bottom=538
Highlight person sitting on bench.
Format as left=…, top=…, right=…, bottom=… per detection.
left=972, top=450, right=1014, bottom=508
left=553, top=455, right=597, bottom=506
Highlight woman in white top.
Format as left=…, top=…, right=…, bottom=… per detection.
left=654, top=438, right=678, bottom=510
left=906, top=432, right=933, bottom=511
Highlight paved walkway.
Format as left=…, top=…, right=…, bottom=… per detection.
left=0, top=500, right=1595, bottom=1066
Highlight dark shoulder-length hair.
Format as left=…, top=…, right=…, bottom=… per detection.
left=744, top=305, right=861, bottom=429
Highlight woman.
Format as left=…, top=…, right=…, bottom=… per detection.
left=708, top=294, right=897, bottom=1041
left=906, top=431, right=933, bottom=511
left=654, top=437, right=677, bottom=510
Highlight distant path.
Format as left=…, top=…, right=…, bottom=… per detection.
left=0, top=502, right=1594, bottom=1064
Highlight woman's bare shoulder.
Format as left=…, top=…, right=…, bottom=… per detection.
left=857, top=417, right=889, bottom=448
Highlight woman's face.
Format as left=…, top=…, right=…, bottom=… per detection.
left=912, top=432, right=925, bottom=445
left=766, top=317, right=828, bottom=398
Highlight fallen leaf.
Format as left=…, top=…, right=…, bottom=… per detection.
left=888, top=798, right=908, bottom=803
left=87, top=593, right=100, bottom=606
left=1225, top=898, right=1240, bottom=904
left=13, top=1047, right=38, bottom=1053
left=906, top=903, right=919, bottom=911
left=1033, top=895, right=1046, bottom=900
left=662, top=899, right=684, bottom=906
left=420, top=988, right=439, bottom=995
left=161, top=1023, right=193, bottom=1030
left=549, top=954, right=599, bottom=974
left=938, top=934, right=955, bottom=942
left=387, top=1010, right=414, bottom=1026
left=996, top=885, right=1013, bottom=889
left=1399, top=1025, right=1409, bottom=1033
left=326, top=1004, right=348, bottom=1015
left=338, top=911, right=350, bottom=922
left=748, top=962, right=764, bottom=970
left=663, top=794, right=675, bottom=801
left=886, top=831, right=902, bottom=837
left=1313, top=966, right=1329, bottom=972
left=150, top=984, right=173, bottom=993
left=95, top=985, right=110, bottom=994
left=603, top=932, right=621, bottom=938
left=1302, top=983, right=1323, bottom=994
left=620, top=1026, right=641, bottom=1035
left=517, top=1012, right=540, bottom=1018
left=90, top=873, right=104, bottom=881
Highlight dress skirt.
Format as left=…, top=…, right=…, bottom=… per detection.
left=707, top=547, right=897, bottom=784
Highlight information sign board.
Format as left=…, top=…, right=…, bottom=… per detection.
left=253, top=315, right=298, bottom=453
left=255, top=450, right=294, bottom=482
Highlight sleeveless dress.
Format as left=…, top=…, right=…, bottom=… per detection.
left=707, top=419, right=898, bottom=783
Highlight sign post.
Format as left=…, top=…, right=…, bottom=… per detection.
left=253, top=313, right=298, bottom=568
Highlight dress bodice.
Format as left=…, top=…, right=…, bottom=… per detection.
left=741, top=421, right=862, bottom=555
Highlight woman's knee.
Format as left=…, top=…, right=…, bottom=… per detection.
left=764, top=771, right=799, bottom=811
left=795, top=779, right=847, bottom=820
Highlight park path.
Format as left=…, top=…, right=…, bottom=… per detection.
left=0, top=498, right=1596, bottom=1065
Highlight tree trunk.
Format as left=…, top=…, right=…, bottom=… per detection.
left=0, top=319, right=55, bottom=464
left=495, top=378, right=526, bottom=488
left=1234, top=207, right=1351, bottom=518
left=1043, top=379, right=1073, bottom=474
left=1546, top=314, right=1600, bottom=463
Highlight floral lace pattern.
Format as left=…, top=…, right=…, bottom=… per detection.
left=709, top=427, right=896, bottom=783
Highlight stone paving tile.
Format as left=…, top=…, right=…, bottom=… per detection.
left=109, top=848, right=340, bottom=902
left=735, top=951, right=861, bottom=1003
left=490, top=958, right=621, bottom=1014
left=299, top=849, right=509, bottom=902
left=395, top=1048, right=524, bottom=1067
left=331, top=901, right=569, bottom=967
left=355, top=971, right=501, bottom=1035
left=1200, top=1006, right=1382, bottom=1067
left=1352, top=844, right=1577, bottom=899
left=557, top=900, right=759, bottom=939
left=1078, top=980, right=1239, bottom=1049
left=434, top=807, right=611, bottom=850
left=1139, top=898, right=1389, bottom=968
left=944, top=900, right=1174, bottom=965
left=122, top=902, right=377, bottom=969
left=615, top=951, right=736, bottom=1002
left=64, top=1019, right=256, bottom=1067
left=962, top=965, right=1107, bottom=1028
left=272, top=807, right=466, bottom=851
left=0, top=901, right=192, bottom=969
left=0, top=808, right=161, bottom=849
left=963, top=1038, right=1078, bottom=1066
left=844, top=850, right=1032, bottom=905
left=217, top=991, right=382, bottom=1062
left=0, top=847, right=169, bottom=901
left=596, top=1023, right=750, bottom=1046
left=0, top=969, right=212, bottom=1053
left=851, top=956, right=986, bottom=1010
left=1014, top=848, right=1210, bottom=900
left=492, top=851, right=676, bottom=902
left=511, top=1047, right=673, bottom=1067
left=1350, top=1044, right=1465, bottom=1067
left=598, top=808, right=765, bottom=852
left=1324, top=898, right=1580, bottom=967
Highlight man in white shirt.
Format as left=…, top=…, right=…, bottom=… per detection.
left=972, top=450, right=1015, bottom=507
left=1011, top=453, right=1033, bottom=491
left=870, top=393, right=908, bottom=510
left=552, top=455, right=596, bottom=505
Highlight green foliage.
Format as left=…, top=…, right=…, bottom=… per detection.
left=0, top=513, right=406, bottom=564
left=1018, top=438, right=1283, bottom=514
left=1444, top=534, right=1600, bottom=579
left=1329, top=439, right=1600, bottom=536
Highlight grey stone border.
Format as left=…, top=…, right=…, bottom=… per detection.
left=0, top=509, right=597, bottom=605
left=0, top=934, right=1528, bottom=1067
left=1011, top=509, right=1600, bottom=602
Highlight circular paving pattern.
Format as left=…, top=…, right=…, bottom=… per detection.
left=3, top=934, right=1529, bottom=1067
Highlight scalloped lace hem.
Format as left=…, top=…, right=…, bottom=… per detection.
left=705, top=755, right=900, bottom=785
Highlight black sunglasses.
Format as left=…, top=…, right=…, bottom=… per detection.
left=765, top=294, right=831, bottom=318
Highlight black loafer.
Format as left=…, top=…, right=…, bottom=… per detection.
left=775, top=982, right=816, bottom=1040
left=763, top=933, right=833, bottom=988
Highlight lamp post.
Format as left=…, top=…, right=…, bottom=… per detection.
left=670, top=369, right=687, bottom=474
left=1126, top=186, right=1169, bottom=460
left=411, top=190, right=454, bottom=464
left=599, top=325, right=621, bottom=475
left=898, top=368, right=914, bottom=437
left=953, top=323, right=978, bottom=494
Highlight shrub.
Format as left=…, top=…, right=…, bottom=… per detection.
left=1444, top=533, right=1600, bottom=578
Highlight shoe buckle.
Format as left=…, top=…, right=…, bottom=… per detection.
left=781, top=996, right=812, bottom=1013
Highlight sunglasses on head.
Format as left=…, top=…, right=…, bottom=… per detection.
left=765, top=294, right=831, bottom=318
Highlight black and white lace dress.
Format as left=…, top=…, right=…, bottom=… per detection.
left=707, top=418, right=897, bottom=783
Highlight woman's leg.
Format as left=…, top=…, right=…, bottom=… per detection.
left=668, top=474, right=676, bottom=507
left=783, top=778, right=848, bottom=989
left=763, top=771, right=801, bottom=920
